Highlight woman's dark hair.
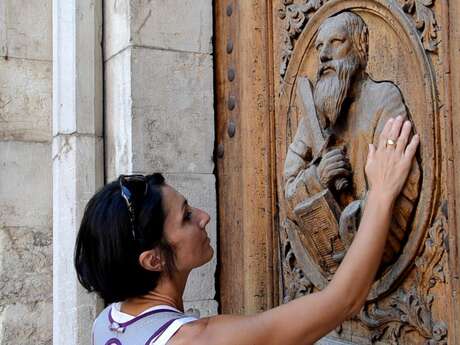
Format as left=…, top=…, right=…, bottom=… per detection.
left=74, top=173, right=175, bottom=303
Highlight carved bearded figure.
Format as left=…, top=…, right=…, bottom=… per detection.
left=284, top=11, right=421, bottom=274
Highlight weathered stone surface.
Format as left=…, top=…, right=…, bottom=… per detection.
left=52, top=135, right=104, bottom=223
left=129, top=0, right=212, bottom=54
left=104, top=48, right=133, bottom=181
left=184, top=300, right=219, bottom=318
left=164, top=173, right=217, bottom=302
left=0, top=58, right=52, bottom=142
left=0, top=301, right=52, bottom=345
left=103, top=0, right=131, bottom=61
left=53, top=0, right=103, bottom=137
left=53, top=2, right=104, bottom=343
left=0, top=0, right=52, bottom=61
left=0, top=155, right=52, bottom=342
left=105, top=47, right=214, bottom=177
left=52, top=134, right=104, bottom=345
left=104, top=0, right=212, bottom=60
left=0, top=227, right=52, bottom=306
left=0, top=141, right=52, bottom=228
left=131, top=47, right=214, bottom=174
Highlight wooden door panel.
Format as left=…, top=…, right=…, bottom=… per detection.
left=216, top=0, right=459, bottom=344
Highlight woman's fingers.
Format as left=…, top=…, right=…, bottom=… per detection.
left=387, top=116, right=404, bottom=146
left=367, top=144, right=376, bottom=161
left=396, top=121, right=412, bottom=154
left=378, top=118, right=395, bottom=151
left=404, top=134, right=420, bottom=159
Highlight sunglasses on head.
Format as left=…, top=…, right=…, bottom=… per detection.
left=119, top=174, right=148, bottom=240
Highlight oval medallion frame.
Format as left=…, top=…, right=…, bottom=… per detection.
left=278, top=0, right=440, bottom=301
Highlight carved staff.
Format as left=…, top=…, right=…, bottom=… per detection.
left=297, top=77, right=348, bottom=190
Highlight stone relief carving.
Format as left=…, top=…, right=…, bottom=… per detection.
left=283, top=10, right=420, bottom=278
left=278, top=0, right=438, bottom=78
left=278, top=2, right=443, bottom=343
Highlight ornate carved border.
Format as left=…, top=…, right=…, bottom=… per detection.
left=359, top=213, right=448, bottom=344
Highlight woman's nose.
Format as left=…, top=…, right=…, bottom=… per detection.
left=199, top=210, right=211, bottom=229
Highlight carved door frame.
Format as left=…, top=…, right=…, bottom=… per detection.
left=215, top=1, right=460, bottom=343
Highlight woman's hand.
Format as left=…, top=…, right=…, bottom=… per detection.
left=365, top=115, right=419, bottom=202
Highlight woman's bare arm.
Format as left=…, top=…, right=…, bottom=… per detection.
left=171, top=116, right=419, bottom=345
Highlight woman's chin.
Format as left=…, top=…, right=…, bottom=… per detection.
left=203, top=245, right=214, bottom=264
left=204, top=245, right=214, bottom=262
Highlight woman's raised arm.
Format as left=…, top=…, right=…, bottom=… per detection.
left=171, top=116, right=419, bottom=345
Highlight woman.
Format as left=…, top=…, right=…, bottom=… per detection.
left=75, top=116, right=419, bottom=345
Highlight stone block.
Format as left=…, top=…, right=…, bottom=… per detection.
left=104, top=0, right=212, bottom=60
left=0, top=301, right=52, bottom=345
left=184, top=300, right=219, bottom=318
left=103, top=0, right=131, bottom=61
left=0, top=58, right=52, bottom=142
left=131, top=47, right=214, bottom=174
left=0, top=226, right=52, bottom=306
left=52, top=134, right=104, bottom=240
left=53, top=0, right=103, bottom=137
left=0, top=0, right=52, bottom=61
left=104, top=48, right=133, bottom=181
left=0, top=141, right=52, bottom=228
left=52, top=133, right=104, bottom=345
left=129, top=0, right=212, bottom=54
left=163, top=173, right=217, bottom=301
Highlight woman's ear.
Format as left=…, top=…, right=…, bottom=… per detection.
left=139, top=247, right=164, bottom=272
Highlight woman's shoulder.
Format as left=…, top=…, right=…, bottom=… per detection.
left=165, top=317, right=209, bottom=345
left=92, top=303, right=199, bottom=345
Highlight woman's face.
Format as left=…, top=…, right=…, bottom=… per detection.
left=161, top=184, right=213, bottom=272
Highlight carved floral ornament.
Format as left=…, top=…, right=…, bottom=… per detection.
left=278, top=0, right=439, bottom=78
left=359, top=214, right=448, bottom=344
left=281, top=214, right=448, bottom=343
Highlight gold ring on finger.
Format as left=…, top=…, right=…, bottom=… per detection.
left=386, top=139, right=396, bottom=148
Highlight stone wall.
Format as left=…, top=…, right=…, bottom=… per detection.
left=104, top=0, right=217, bottom=317
left=0, top=1, right=53, bottom=344
left=0, top=1, right=216, bottom=343
left=52, top=1, right=104, bottom=344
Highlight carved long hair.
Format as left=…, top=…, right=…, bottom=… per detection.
left=332, top=11, right=369, bottom=69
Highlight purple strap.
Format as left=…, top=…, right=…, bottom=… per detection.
left=144, top=318, right=180, bottom=345
left=105, top=339, right=122, bottom=345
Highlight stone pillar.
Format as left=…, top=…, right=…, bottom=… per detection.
left=52, top=1, right=104, bottom=344
left=104, top=0, right=218, bottom=316
left=0, top=1, right=53, bottom=344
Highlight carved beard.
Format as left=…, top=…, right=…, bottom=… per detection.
left=313, top=55, right=360, bottom=127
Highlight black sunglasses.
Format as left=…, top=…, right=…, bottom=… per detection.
left=119, top=174, right=148, bottom=240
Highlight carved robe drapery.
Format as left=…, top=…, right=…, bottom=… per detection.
left=284, top=74, right=421, bottom=270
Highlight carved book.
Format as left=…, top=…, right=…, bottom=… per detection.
left=293, top=189, right=345, bottom=273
